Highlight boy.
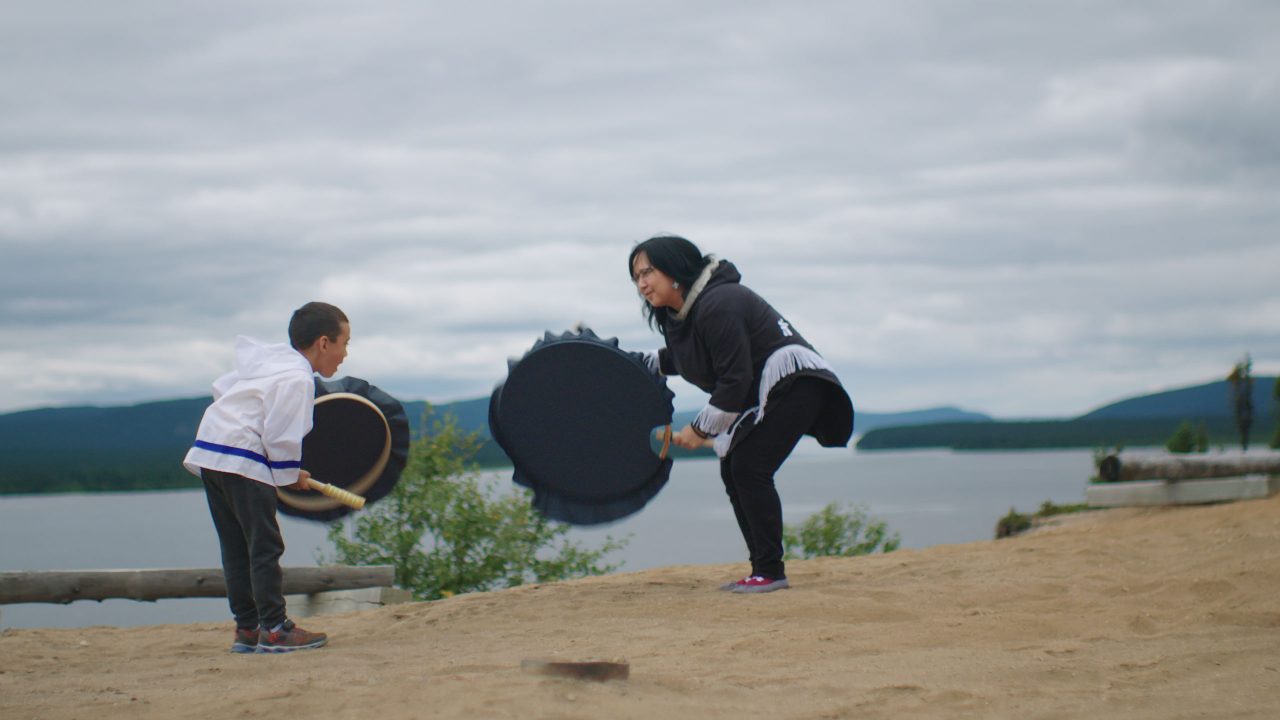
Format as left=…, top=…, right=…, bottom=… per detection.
left=183, top=301, right=350, bottom=653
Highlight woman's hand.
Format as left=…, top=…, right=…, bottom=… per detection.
left=671, top=424, right=713, bottom=450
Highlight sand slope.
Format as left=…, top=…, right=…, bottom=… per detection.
left=3, top=494, right=1279, bottom=719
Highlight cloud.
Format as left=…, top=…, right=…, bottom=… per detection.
left=2, top=1, right=1278, bottom=418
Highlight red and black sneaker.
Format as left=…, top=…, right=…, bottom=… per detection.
left=730, top=575, right=790, bottom=594
left=230, top=626, right=259, bottom=654
left=258, top=619, right=327, bottom=653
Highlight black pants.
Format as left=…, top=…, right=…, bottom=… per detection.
left=202, top=469, right=287, bottom=630
left=720, top=376, right=829, bottom=580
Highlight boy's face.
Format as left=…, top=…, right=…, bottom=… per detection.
left=310, top=322, right=351, bottom=378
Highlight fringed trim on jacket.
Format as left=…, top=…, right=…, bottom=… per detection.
left=707, top=344, right=833, bottom=457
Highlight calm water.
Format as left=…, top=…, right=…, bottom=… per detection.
left=0, top=444, right=1095, bottom=628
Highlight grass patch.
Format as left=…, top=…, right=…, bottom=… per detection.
left=995, top=500, right=1093, bottom=539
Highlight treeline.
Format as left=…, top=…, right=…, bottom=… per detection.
left=0, top=448, right=203, bottom=495
left=0, top=442, right=506, bottom=496
left=0, top=431, right=711, bottom=496
left=855, top=416, right=1269, bottom=451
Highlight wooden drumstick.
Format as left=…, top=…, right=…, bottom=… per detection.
left=304, top=477, right=367, bottom=509
left=653, top=425, right=715, bottom=453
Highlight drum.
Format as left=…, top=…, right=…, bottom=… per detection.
left=489, top=327, right=675, bottom=525
left=277, top=376, right=410, bottom=522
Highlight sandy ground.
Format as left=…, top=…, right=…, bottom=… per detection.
left=3, top=494, right=1279, bottom=720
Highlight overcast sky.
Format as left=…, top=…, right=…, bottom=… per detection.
left=2, top=1, right=1277, bottom=419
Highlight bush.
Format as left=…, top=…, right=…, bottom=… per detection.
left=996, top=500, right=1092, bottom=539
left=995, top=508, right=1032, bottom=538
left=324, top=409, right=626, bottom=600
left=1037, top=500, right=1089, bottom=517
left=782, top=502, right=900, bottom=559
left=1272, top=376, right=1280, bottom=450
left=1165, top=420, right=1196, bottom=453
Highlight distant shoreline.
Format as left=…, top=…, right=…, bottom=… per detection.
left=856, top=415, right=1273, bottom=451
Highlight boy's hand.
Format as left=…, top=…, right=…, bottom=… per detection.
left=285, top=469, right=312, bottom=491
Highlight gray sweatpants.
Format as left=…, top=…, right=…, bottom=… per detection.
left=201, top=469, right=287, bottom=630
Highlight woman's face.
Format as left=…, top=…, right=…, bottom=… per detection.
left=631, top=251, right=684, bottom=310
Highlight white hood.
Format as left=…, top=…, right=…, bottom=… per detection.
left=234, top=335, right=310, bottom=379
left=210, top=336, right=311, bottom=399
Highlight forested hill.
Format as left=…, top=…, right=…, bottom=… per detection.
left=856, top=377, right=1279, bottom=451
left=1076, top=378, right=1276, bottom=420
left=0, top=395, right=508, bottom=496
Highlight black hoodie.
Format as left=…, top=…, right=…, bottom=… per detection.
left=655, top=260, right=853, bottom=449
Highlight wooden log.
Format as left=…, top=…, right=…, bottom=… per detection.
left=0, top=565, right=395, bottom=605
left=1098, top=455, right=1280, bottom=483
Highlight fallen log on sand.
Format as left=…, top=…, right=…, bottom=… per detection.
left=0, top=565, right=395, bottom=605
left=1097, top=454, right=1280, bottom=483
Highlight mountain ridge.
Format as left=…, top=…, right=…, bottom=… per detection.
left=856, top=376, right=1278, bottom=451
left=2, top=375, right=1274, bottom=493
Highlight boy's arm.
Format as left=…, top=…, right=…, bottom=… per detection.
left=261, top=374, right=315, bottom=487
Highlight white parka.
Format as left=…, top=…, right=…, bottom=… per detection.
left=182, top=336, right=316, bottom=487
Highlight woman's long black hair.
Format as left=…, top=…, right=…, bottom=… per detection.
left=627, top=235, right=710, bottom=335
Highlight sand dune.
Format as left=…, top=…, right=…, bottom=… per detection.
left=3, top=494, right=1279, bottom=719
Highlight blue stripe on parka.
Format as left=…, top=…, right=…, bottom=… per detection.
left=192, top=440, right=302, bottom=469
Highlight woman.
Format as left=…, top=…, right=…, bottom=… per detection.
left=629, top=236, right=854, bottom=593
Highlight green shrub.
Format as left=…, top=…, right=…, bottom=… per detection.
left=997, top=500, right=1092, bottom=539
left=1194, top=422, right=1210, bottom=452
left=1165, top=420, right=1196, bottom=453
left=782, top=502, right=900, bottom=559
left=995, top=508, right=1032, bottom=538
left=324, top=409, right=626, bottom=600
left=1037, top=500, right=1089, bottom=517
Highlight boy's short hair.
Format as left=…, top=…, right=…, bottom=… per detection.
left=289, top=302, right=349, bottom=350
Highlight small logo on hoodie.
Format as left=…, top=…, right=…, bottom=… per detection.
left=778, top=319, right=793, bottom=337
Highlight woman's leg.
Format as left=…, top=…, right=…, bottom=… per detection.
left=719, top=457, right=758, bottom=572
left=724, top=377, right=828, bottom=580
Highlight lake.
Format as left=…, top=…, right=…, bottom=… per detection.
left=0, top=444, right=1096, bottom=629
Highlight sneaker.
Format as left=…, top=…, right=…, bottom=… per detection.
left=258, top=619, right=327, bottom=653
left=230, top=626, right=259, bottom=654
left=719, top=576, right=755, bottom=591
left=730, top=576, right=790, bottom=594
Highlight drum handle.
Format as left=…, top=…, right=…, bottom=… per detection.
left=304, top=477, right=367, bottom=509
left=658, top=425, right=672, bottom=460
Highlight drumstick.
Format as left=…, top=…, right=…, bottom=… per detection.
left=304, top=476, right=367, bottom=509
left=652, top=425, right=714, bottom=454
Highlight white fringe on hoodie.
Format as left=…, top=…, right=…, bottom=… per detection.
left=706, top=343, right=833, bottom=457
